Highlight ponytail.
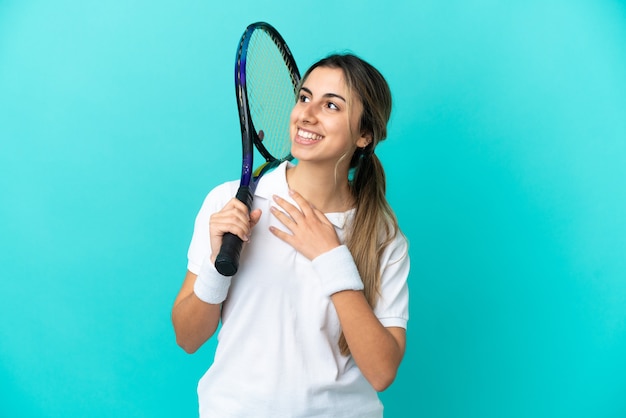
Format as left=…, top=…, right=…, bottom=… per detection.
left=305, top=53, right=398, bottom=356
left=339, top=153, right=398, bottom=356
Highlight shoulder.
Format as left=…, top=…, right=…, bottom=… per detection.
left=206, top=178, right=239, bottom=201
left=197, top=160, right=292, bottom=214
left=387, top=230, right=409, bottom=261
left=376, top=222, right=410, bottom=289
left=254, top=160, right=292, bottom=200
left=195, top=178, right=239, bottom=218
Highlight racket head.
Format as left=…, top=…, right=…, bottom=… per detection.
left=235, top=22, right=300, bottom=186
left=216, top=22, right=300, bottom=277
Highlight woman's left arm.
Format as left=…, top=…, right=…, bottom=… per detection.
left=331, top=291, right=406, bottom=391
left=270, top=191, right=408, bottom=391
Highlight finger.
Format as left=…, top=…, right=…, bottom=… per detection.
left=210, top=204, right=254, bottom=242
left=287, top=189, right=315, bottom=216
left=269, top=224, right=293, bottom=243
left=249, top=209, right=263, bottom=227
left=272, top=194, right=304, bottom=221
left=280, top=191, right=331, bottom=228
left=310, top=205, right=332, bottom=225
left=269, top=206, right=295, bottom=229
left=211, top=217, right=251, bottom=242
left=212, top=209, right=251, bottom=233
left=226, top=197, right=252, bottom=216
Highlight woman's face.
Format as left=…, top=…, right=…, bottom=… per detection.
left=289, top=66, right=371, bottom=166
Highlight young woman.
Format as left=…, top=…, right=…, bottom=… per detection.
left=172, top=53, right=410, bottom=417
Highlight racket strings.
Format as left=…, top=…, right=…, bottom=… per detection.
left=246, top=30, right=297, bottom=161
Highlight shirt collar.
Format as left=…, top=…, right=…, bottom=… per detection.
left=254, top=161, right=354, bottom=230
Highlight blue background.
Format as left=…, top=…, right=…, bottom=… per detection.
left=1, top=0, right=625, bottom=417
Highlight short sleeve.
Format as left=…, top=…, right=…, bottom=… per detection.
left=374, top=233, right=410, bottom=329
left=187, top=180, right=239, bottom=275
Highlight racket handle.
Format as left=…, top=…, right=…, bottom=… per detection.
left=214, top=186, right=254, bottom=276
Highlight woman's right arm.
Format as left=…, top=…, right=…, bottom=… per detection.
left=171, top=197, right=262, bottom=354
left=171, top=270, right=222, bottom=354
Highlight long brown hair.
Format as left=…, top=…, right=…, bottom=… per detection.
left=302, top=54, right=399, bottom=355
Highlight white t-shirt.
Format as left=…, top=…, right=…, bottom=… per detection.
left=187, top=161, right=410, bottom=418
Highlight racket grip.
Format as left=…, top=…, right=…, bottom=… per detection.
left=214, top=186, right=254, bottom=276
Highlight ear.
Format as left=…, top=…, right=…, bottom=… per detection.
left=356, top=131, right=373, bottom=148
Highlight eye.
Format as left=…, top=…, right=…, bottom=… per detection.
left=299, top=94, right=311, bottom=103
left=326, top=101, right=339, bottom=110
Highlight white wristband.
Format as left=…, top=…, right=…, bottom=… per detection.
left=312, top=245, right=364, bottom=297
left=193, top=257, right=232, bottom=304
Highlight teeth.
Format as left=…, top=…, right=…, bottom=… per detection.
left=298, top=129, right=323, bottom=140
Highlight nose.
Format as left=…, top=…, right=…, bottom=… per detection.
left=299, top=103, right=317, bottom=125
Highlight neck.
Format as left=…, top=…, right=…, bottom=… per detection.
left=286, top=162, right=354, bottom=213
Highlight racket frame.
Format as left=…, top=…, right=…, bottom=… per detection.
left=214, top=22, right=300, bottom=276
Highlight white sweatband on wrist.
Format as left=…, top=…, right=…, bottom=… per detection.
left=193, top=257, right=232, bottom=304
left=312, top=245, right=364, bottom=297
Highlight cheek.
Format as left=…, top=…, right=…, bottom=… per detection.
left=288, top=108, right=297, bottom=136
left=289, top=108, right=297, bottom=123
left=289, top=105, right=300, bottom=123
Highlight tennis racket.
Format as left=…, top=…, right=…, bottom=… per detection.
left=214, top=22, right=300, bottom=276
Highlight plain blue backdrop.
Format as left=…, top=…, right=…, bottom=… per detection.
left=1, top=0, right=625, bottom=417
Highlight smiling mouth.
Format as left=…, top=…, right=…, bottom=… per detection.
left=297, top=128, right=324, bottom=141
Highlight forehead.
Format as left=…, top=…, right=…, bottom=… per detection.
left=302, top=67, right=349, bottom=94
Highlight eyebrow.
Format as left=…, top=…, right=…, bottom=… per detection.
left=300, top=86, right=347, bottom=103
